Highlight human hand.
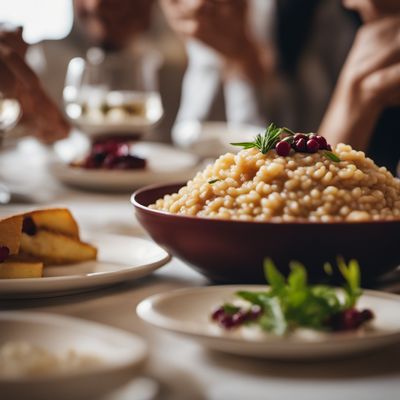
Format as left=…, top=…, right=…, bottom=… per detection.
left=343, top=0, right=400, bottom=22
left=320, top=16, right=400, bottom=149
left=0, top=44, right=70, bottom=144
left=160, top=0, right=273, bottom=82
left=73, top=0, right=154, bottom=50
left=0, top=23, right=28, bottom=58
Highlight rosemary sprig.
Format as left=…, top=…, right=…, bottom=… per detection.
left=230, top=123, right=341, bottom=162
left=323, top=151, right=341, bottom=162
left=231, top=123, right=284, bottom=154
left=208, top=179, right=220, bottom=184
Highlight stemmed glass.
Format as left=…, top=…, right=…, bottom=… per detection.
left=63, top=47, right=163, bottom=137
left=0, top=93, right=22, bottom=204
left=0, top=93, right=21, bottom=146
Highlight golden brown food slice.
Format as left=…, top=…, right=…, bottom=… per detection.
left=0, top=215, right=23, bottom=255
left=25, top=209, right=79, bottom=238
left=0, top=255, right=43, bottom=279
left=20, top=230, right=97, bottom=265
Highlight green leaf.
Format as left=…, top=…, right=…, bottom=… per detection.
left=288, top=261, right=307, bottom=291
left=230, top=141, right=256, bottom=149
left=282, top=127, right=296, bottom=135
left=323, top=262, right=333, bottom=275
left=323, top=151, right=341, bottom=162
left=222, top=304, right=241, bottom=315
left=259, top=296, right=288, bottom=335
left=337, top=257, right=362, bottom=308
left=264, top=258, right=285, bottom=292
left=208, top=179, right=220, bottom=184
left=236, top=291, right=268, bottom=306
left=230, top=123, right=283, bottom=154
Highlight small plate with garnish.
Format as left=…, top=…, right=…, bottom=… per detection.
left=137, top=259, right=400, bottom=360
left=0, top=311, right=148, bottom=400
left=50, top=133, right=200, bottom=192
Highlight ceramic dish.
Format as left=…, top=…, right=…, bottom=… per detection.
left=131, top=183, right=400, bottom=284
left=0, top=234, right=170, bottom=299
left=137, top=285, right=400, bottom=360
left=0, top=312, right=147, bottom=400
left=51, top=135, right=200, bottom=192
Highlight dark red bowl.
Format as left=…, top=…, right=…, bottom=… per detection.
left=131, top=183, right=400, bottom=284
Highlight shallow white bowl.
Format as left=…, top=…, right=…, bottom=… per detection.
left=0, top=312, right=148, bottom=400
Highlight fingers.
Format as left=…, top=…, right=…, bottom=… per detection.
left=0, top=44, right=70, bottom=143
left=0, top=24, right=27, bottom=58
left=362, top=63, right=400, bottom=105
left=0, top=44, right=40, bottom=91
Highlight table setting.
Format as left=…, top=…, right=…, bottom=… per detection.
left=1, top=2, right=400, bottom=398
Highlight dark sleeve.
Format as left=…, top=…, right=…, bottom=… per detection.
left=367, top=107, right=400, bottom=176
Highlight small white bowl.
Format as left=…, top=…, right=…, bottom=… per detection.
left=0, top=312, right=148, bottom=400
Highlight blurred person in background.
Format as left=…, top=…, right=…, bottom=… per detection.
left=26, top=0, right=157, bottom=108
left=0, top=0, right=161, bottom=144
left=0, top=24, right=69, bottom=144
left=161, top=0, right=400, bottom=174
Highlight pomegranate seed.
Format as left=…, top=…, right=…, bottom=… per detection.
left=247, top=305, right=262, bottom=321
left=315, top=136, right=328, bottom=149
left=22, top=217, right=37, bottom=236
left=294, top=138, right=307, bottom=152
left=360, top=309, right=374, bottom=322
left=115, top=144, right=130, bottom=157
left=211, top=307, right=225, bottom=321
left=220, top=315, right=235, bottom=329
left=275, top=140, right=291, bottom=156
left=0, top=246, right=9, bottom=263
left=294, top=133, right=307, bottom=141
left=306, top=139, right=320, bottom=153
left=232, top=312, right=246, bottom=326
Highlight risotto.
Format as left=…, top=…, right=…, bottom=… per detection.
left=151, top=143, right=400, bottom=222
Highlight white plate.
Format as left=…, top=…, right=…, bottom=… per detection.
left=172, top=121, right=263, bottom=158
left=0, top=234, right=170, bottom=299
left=137, top=285, right=400, bottom=360
left=0, top=312, right=147, bottom=400
left=51, top=136, right=200, bottom=192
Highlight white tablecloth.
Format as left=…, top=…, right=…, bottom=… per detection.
left=1, top=140, right=400, bottom=400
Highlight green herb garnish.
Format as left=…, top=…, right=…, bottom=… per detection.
left=231, top=123, right=285, bottom=154
left=230, top=123, right=341, bottom=162
left=323, top=151, right=341, bottom=162
left=208, top=179, right=221, bottom=184
left=226, top=258, right=364, bottom=335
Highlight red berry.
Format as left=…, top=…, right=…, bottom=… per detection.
left=294, top=133, right=307, bottom=141
left=306, top=139, right=320, bottom=153
left=0, top=246, right=9, bottom=263
left=360, top=309, right=374, bottom=322
left=115, top=144, right=130, bottom=157
left=294, top=138, right=307, bottom=152
left=103, top=154, right=119, bottom=168
left=276, top=140, right=291, bottom=156
left=211, top=307, right=225, bottom=321
left=315, top=135, right=328, bottom=149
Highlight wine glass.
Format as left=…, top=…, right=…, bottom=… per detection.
left=63, top=47, right=163, bottom=138
left=0, top=92, right=21, bottom=147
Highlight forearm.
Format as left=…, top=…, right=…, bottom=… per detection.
left=319, top=81, right=381, bottom=151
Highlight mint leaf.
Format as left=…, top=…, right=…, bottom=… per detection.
left=259, top=296, right=287, bottom=335
left=264, top=258, right=285, bottom=292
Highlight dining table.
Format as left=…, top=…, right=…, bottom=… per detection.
left=1, top=137, right=400, bottom=400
